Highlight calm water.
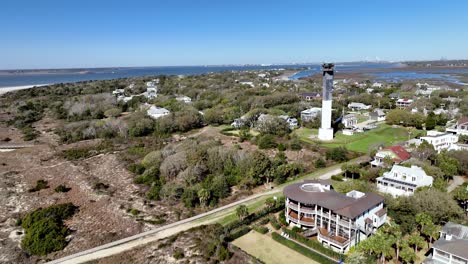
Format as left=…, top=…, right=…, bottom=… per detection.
left=1, top=63, right=467, bottom=88
left=0, top=64, right=317, bottom=88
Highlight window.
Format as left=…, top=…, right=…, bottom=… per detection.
left=412, top=177, right=416, bottom=181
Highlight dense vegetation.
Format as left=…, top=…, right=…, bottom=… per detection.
left=18, top=203, right=78, bottom=255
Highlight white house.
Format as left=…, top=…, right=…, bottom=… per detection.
left=446, top=117, right=468, bottom=136
left=146, top=105, right=170, bottom=119
left=176, top=95, right=192, bottom=103
left=144, top=87, right=158, bottom=99
left=301, top=107, right=322, bottom=122
left=279, top=115, right=298, bottom=129
left=239, top=81, right=255, bottom=87
left=112, top=89, right=125, bottom=96
left=376, top=165, right=433, bottom=196
left=284, top=180, right=387, bottom=253
left=342, top=114, right=358, bottom=128
left=369, top=109, right=386, bottom=122
left=420, top=131, right=459, bottom=153
left=348, top=102, right=371, bottom=111
left=372, top=82, right=383, bottom=88
left=396, top=99, right=413, bottom=109
left=117, top=95, right=134, bottom=103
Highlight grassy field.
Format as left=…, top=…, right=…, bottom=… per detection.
left=295, top=124, right=420, bottom=153
left=233, top=231, right=319, bottom=264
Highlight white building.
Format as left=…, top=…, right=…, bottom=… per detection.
left=279, top=115, right=298, bottom=129
left=342, top=114, right=358, bottom=128
left=376, top=165, right=433, bottom=196
left=146, top=105, right=170, bottom=119
left=144, top=87, right=158, bottom=99
left=420, top=131, right=459, bottom=153
left=301, top=107, right=322, bottom=122
left=369, top=109, right=386, bottom=122
left=372, top=82, right=383, bottom=88
left=284, top=180, right=387, bottom=253
left=117, top=95, right=134, bottom=103
left=347, top=102, right=371, bottom=111
left=112, top=89, right=125, bottom=96
left=176, top=95, right=191, bottom=103
left=446, top=117, right=468, bottom=136
left=396, top=99, right=413, bottom=109
left=239, top=81, right=255, bottom=87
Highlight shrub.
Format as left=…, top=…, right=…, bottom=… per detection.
left=290, top=138, right=302, bottom=150
left=54, top=184, right=71, bottom=193
left=314, top=158, right=326, bottom=168
left=258, top=217, right=270, bottom=225
left=173, top=248, right=185, bottom=259
left=20, top=203, right=78, bottom=256
left=270, top=216, right=281, bottom=230
left=128, top=163, right=146, bottom=175
left=226, top=226, right=251, bottom=241
left=278, top=212, right=288, bottom=226
left=325, top=147, right=349, bottom=162
left=253, top=225, right=268, bottom=234
left=331, top=175, right=344, bottom=181
left=277, top=143, right=286, bottom=151
left=28, top=180, right=49, bottom=192
left=257, top=134, right=278, bottom=149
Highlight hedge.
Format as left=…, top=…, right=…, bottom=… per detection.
left=271, top=233, right=337, bottom=264
left=253, top=225, right=269, bottom=234
left=226, top=226, right=252, bottom=241
left=281, top=227, right=345, bottom=261
left=270, top=216, right=281, bottom=230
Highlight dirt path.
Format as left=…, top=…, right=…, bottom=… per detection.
left=448, top=176, right=465, bottom=192
left=48, top=167, right=343, bottom=264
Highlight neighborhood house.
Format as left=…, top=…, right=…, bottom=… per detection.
left=370, top=146, right=411, bottom=167
left=376, top=165, right=433, bottom=196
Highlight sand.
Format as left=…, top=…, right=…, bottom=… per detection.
left=0, top=84, right=49, bottom=95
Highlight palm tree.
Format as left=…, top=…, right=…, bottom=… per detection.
left=415, top=212, right=432, bottom=233
left=408, top=232, right=425, bottom=253
left=382, top=223, right=403, bottom=261
left=197, top=188, right=210, bottom=207
left=423, top=223, right=440, bottom=247
left=400, top=242, right=417, bottom=264
left=236, top=205, right=249, bottom=220
left=265, top=197, right=276, bottom=209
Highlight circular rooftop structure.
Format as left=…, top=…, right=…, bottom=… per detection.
left=300, top=183, right=324, bottom=193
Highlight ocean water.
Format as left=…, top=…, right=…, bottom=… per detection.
left=0, top=64, right=318, bottom=88
left=1, top=63, right=466, bottom=88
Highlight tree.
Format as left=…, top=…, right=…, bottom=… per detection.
left=346, top=251, right=367, bottom=264
left=423, top=222, right=440, bottom=247
left=314, top=158, right=326, bottom=168
left=452, top=183, right=468, bottom=213
left=265, top=197, right=276, bottom=208
left=415, top=212, right=432, bottom=233
left=197, top=188, right=210, bottom=207
left=425, top=112, right=437, bottom=130
left=408, top=232, right=425, bottom=253
left=382, top=222, right=403, bottom=261
left=236, top=205, right=249, bottom=220
left=326, top=147, right=349, bottom=162
left=399, top=243, right=417, bottom=264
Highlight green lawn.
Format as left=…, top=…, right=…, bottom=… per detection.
left=295, top=124, right=421, bottom=153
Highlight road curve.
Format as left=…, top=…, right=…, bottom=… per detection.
left=48, top=167, right=342, bottom=264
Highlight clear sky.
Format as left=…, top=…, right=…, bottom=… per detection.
left=1, top=0, right=468, bottom=69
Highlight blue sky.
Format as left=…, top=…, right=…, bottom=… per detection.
left=1, top=0, right=468, bottom=69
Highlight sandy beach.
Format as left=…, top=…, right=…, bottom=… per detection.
left=0, top=84, right=49, bottom=95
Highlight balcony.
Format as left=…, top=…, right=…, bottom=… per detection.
left=288, top=210, right=315, bottom=227
left=288, top=203, right=316, bottom=214
left=288, top=202, right=299, bottom=210
left=318, top=228, right=350, bottom=248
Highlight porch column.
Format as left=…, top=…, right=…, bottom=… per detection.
left=298, top=202, right=301, bottom=226
left=328, top=210, right=331, bottom=232
left=336, top=214, right=339, bottom=236
left=314, top=204, right=318, bottom=226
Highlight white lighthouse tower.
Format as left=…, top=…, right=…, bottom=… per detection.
left=318, top=63, right=335, bottom=141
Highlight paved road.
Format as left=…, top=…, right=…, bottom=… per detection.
left=48, top=167, right=343, bottom=264
left=448, top=176, right=465, bottom=192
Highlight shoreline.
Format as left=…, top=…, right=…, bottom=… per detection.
left=0, top=84, right=49, bottom=95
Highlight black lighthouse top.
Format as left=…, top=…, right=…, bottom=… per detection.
left=322, top=63, right=334, bottom=100
left=322, top=63, right=335, bottom=75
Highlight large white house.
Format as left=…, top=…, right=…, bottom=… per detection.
left=146, top=105, right=170, bottom=119
left=396, top=99, right=413, bottom=109
left=377, top=165, right=433, bottom=196
left=420, top=131, right=459, bottom=153
left=369, top=109, right=386, bottom=122
left=347, top=102, right=371, bottom=111
left=301, top=107, right=322, bottom=122
left=342, top=114, right=358, bottom=128
left=284, top=180, right=387, bottom=253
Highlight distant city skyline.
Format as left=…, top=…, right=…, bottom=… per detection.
left=1, top=0, right=468, bottom=70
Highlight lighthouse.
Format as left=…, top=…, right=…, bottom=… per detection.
left=318, top=63, right=335, bottom=141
